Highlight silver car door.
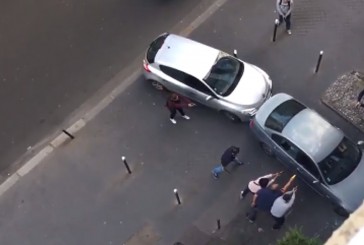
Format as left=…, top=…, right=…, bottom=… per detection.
left=181, top=74, right=221, bottom=109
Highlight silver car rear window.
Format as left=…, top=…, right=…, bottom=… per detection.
left=147, top=33, right=169, bottom=63
left=265, top=99, right=306, bottom=132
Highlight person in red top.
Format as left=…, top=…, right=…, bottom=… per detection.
left=166, top=93, right=195, bottom=124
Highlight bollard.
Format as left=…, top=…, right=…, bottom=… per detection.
left=233, top=49, right=237, bottom=58
left=272, top=19, right=279, bottom=42
left=315, top=51, right=324, bottom=73
left=121, top=156, right=132, bottom=174
left=62, top=129, right=75, bottom=139
left=174, top=188, right=181, bottom=205
left=217, top=219, right=221, bottom=230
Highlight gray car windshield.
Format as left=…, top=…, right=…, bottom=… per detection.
left=318, top=137, right=362, bottom=185
left=204, top=56, right=243, bottom=96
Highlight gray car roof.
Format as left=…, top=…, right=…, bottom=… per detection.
left=283, top=108, right=344, bottom=163
left=155, top=34, right=220, bottom=80
left=256, top=93, right=344, bottom=163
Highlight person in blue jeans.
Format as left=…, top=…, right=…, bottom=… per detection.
left=211, top=146, right=243, bottom=179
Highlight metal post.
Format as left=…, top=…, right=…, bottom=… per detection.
left=273, top=19, right=279, bottom=42
left=62, top=129, right=75, bottom=139
left=121, top=156, right=132, bottom=174
left=174, top=188, right=181, bottom=205
left=315, top=51, right=324, bottom=73
left=233, top=49, right=237, bottom=58
left=217, top=219, right=221, bottom=230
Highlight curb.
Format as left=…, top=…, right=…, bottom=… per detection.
left=0, top=0, right=228, bottom=198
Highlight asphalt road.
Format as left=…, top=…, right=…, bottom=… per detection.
left=1, top=0, right=364, bottom=243
left=0, top=0, right=210, bottom=177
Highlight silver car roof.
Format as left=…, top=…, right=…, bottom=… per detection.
left=155, top=34, right=220, bottom=80
left=256, top=93, right=344, bottom=163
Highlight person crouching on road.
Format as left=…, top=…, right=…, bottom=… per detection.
left=240, top=172, right=281, bottom=199
left=211, top=146, right=244, bottom=179
left=270, top=186, right=297, bottom=230
left=166, top=93, right=195, bottom=124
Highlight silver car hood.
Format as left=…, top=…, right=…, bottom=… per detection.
left=329, top=153, right=364, bottom=212
left=225, top=63, right=268, bottom=107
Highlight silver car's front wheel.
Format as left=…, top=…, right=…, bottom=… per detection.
left=221, top=111, right=240, bottom=122
left=149, top=80, right=164, bottom=90
left=260, top=142, right=274, bottom=156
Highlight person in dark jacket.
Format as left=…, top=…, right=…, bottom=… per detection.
left=166, top=93, right=195, bottom=124
left=211, top=146, right=243, bottom=179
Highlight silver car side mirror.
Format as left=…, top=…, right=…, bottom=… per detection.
left=233, top=49, right=238, bottom=58
left=205, top=95, right=212, bottom=101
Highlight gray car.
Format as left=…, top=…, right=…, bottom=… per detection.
left=250, top=93, right=364, bottom=216
left=143, top=33, right=272, bottom=122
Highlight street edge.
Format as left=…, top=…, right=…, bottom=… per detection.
left=0, top=0, right=228, bottom=197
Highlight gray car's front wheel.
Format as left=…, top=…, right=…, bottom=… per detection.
left=149, top=80, right=164, bottom=90
left=333, top=205, right=349, bottom=218
left=221, top=111, right=241, bottom=122
left=260, top=142, right=274, bottom=156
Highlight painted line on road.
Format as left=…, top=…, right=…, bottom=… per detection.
left=180, top=0, right=228, bottom=36
left=0, top=174, right=20, bottom=197
left=0, top=0, right=227, bottom=197
left=16, top=146, right=54, bottom=177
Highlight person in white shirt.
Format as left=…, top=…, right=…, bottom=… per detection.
left=270, top=186, right=297, bottom=229
left=240, top=172, right=281, bottom=199
left=276, top=0, right=294, bottom=35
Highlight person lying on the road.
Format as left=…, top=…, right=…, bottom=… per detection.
left=240, top=172, right=282, bottom=199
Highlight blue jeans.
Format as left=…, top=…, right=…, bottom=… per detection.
left=212, top=164, right=224, bottom=176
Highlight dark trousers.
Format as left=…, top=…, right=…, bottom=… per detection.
left=170, top=108, right=185, bottom=119
left=241, top=186, right=253, bottom=198
left=279, top=14, right=291, bottom=30
left=272, top=215, right=285, bottom=229
left=247, top=206, right=258, bottom=221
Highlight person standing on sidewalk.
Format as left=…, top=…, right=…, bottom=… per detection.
left=276, top=0, right=294, bottom=35
left=166, top=93, right=195, bottom=124
left=211, top=146, right=243, bottom=179
left=270, top=186, right=297, bottom=230
left=240, top=172, right=281, bottom=199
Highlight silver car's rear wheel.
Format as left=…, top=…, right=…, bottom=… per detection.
left=222, top=111, right=240, bottom=122
left=149, top=80, right=164, bottom=90
left=260, top=142, right=274, bottom=156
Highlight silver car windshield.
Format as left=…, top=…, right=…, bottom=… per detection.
left=204, top=55, right=243, bottom=96
left=318, top=137, right=361, bottom=185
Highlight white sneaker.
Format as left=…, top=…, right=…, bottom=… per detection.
left=240, top=191, right=245, bottom=200
left=182, top=115, right=190, bottom=120
left=170, top=118, right=177, bottom=124
left=287, top=30, right=292, bottom=35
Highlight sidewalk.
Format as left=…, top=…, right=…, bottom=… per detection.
left=0, top=0, right=363, bottom=244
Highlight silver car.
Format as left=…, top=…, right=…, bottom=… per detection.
left=143, top=33, right=272, bottom=122
left=250, top=93, right=364, bottom=216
